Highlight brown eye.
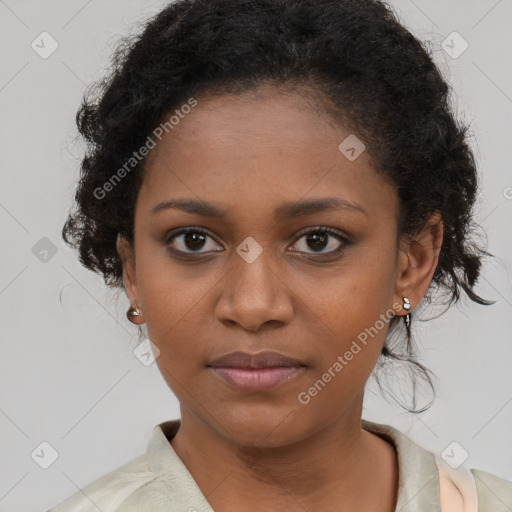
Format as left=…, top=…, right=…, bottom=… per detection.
left=289, top=227, right=350, bottom=256
left=166, top=227, right=223, bottom=254
left=304, top=231, right=329, bottom=252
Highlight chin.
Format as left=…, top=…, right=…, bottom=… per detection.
left=214, top=404, right=311, bottom=449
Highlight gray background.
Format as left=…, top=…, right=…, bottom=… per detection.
left=0, top=1, right=511, bottom=510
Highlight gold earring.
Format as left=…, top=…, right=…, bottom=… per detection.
left=127, top=304, right=144, bottom=325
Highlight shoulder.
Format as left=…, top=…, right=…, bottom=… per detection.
left=435, top=454, right=512, bottom=512
left=46, top=453, right=158, bottom=512
left=471, top=468, right=512, bottom=511
left=47, top=420, right=213, bottom=512
left=361, top=419, right=512, bottom=512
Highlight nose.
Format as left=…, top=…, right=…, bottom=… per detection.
left=214, top=251, right=294, bottom=333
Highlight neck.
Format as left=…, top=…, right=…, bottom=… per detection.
left=169, top=400, right=398, bottom=511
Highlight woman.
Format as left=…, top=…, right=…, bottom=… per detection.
left=49, top=0, right=512, bottom=510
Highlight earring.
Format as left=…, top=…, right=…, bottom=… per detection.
left=126, top=304, right=144, bottom=325
left=402, top=297, right=411, bottom=329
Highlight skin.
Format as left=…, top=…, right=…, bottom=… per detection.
left=117, top=84, right=443, bottom=511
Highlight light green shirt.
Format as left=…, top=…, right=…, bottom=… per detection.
left=48, top=418, right=512, bottom=511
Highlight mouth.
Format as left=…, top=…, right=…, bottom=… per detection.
left=208, top=351, right=307, bottom=391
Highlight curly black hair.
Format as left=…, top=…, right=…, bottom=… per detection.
left=62, top=0, right=494, bottom=412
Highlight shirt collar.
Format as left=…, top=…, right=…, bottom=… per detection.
left=147, top=418, right=441, bottom=511
left=361, top=419, right=442, bottom=511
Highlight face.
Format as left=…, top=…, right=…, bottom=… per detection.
left=118, top=85, right=442, bottom=448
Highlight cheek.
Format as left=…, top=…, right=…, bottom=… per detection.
left=134, top=252, right=219, bottom=364
left=309, top=253, right=396, bottom=337
left=133, top=247, right=249, bottom=389
left=302, top=255, right=396, bottom=389
left=299, top=302, right=392, bottom=416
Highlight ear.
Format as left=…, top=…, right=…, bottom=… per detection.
left=393, top=211, right=443, bottom=316
left=116, top=234, right=140, bottom=307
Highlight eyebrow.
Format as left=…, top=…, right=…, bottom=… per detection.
left=150, top=197, right=368, bottom=219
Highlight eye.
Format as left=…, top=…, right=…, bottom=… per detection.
left=289, top=226, right=350, bottom=256
left=165, top=226, right=350, bottom=258
left=166, top=227, right=223, bottom=255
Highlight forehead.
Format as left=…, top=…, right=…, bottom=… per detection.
left=147, top=85, right=346, bottom=160
left=137, top=87, right=398, bottom=224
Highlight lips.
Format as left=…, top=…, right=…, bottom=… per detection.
left=208, top=351, right=307, bottom=391
left=208, top=350, right=305, bottom=369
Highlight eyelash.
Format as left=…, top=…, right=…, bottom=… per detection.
left=165, top=226, right=351, bottom=260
